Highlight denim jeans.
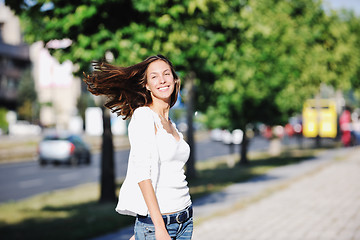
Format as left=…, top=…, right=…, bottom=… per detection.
left=134, top=209, right=193, bottom=239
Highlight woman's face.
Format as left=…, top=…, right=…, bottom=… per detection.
left=146, top=60, right=175, bottom=103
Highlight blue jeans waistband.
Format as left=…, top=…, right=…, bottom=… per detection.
left=137, top=205, right=193, bottom=225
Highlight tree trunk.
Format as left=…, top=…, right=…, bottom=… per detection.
left=315, top=135, right=321, bottom=148
left=185, top=72, right=196, bottom=179
left=239, top=131, right=249, bottom=164
left=99, top=107, right=116, bottom=203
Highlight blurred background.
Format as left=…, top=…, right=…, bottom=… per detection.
left=0, top=0, right=360, bottom=239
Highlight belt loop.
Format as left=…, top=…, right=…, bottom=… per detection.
left=166, top=215, right=170, bottom=225
left=186, top=208, right=189, bottom=219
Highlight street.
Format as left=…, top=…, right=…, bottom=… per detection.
left=0, top=136, right=295, bottom=203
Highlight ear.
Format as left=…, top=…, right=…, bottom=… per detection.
left=175, top=78, right=181, bottom=88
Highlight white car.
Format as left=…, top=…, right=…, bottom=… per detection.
left=38, top=134, right=91, bottom=166
left=211, top=128, right=244, bottom=144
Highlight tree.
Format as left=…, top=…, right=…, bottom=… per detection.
left=17, top=68, right=39, bottom=122
left=77, top=91, right=95, bottom=130
left=100, top=104, right=116, bottom=202
left=201, top=0, right=303, bottom=163
left=345, top=12, right=360, bottom=95
left=202, top=0, right=360, bottom=163
left=5, top=0, right=227, bottom=192
left=8, top=0, right=359, bottom=177
left=6, top=0, right=139, bottom=202
left=0, top=108, right=9, bottom=134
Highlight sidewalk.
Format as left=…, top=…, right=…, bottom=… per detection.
left=193, top=146, right=360, bottom=240
left=91, top=146, right=360, bottom=240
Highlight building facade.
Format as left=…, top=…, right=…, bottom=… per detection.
left=30, top=42, right=81, bottom=129
left=0, top=4, right=30, bottom=110
left=0, top=3, right=81, bottom=131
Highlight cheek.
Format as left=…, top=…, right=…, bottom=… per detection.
left=165, top=76, right=175, bottom=86
left=146, top=79, right=155, bottom=89
left=166, top=75, right=174, bottom=81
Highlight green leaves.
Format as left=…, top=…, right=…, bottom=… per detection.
left=5, top=0, right=360, bottom=130
left=200, top=0, right=360, bottom=130
left=61, top=5, right=97, bottom=33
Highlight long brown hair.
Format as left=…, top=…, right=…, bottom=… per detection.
left=83, top=55, right=180, bottom=119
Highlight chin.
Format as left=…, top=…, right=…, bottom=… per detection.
left=152, top=93, right=172, bottom=102
left=157, top=90, right=174, bottom=98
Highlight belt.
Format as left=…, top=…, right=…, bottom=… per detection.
left=137, top=206, right=193, bottom=225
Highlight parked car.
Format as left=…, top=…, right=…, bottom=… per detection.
left=210, top=128, right=244, bottom=144
left=37, top=133, right=91, bottom=166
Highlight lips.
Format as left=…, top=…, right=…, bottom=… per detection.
left=158, top=86, right=170, bottom=91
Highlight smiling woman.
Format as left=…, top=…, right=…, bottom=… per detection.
left=83, top=55, right=193, bottom=240
left=146, top=60, right=177, bottom=104
left=83, top=55, right=180, bottom=120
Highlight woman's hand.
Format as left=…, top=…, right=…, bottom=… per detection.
left=138, top=180, right=172, bottom=239
left=155, top=228, right=172, bottom=240
left=129, top=235, right=135, bottom=240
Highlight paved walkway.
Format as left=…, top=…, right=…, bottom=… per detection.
left=91, top=146, right=360, bottom=240
left=193, top=146, right=360, bottom=240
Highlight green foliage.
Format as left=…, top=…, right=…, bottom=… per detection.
left=16, top=68, right=39, bottom=122
left=5, top=0, right=360, bottom=132
left=201, top=0, right=360, bottom=130
left=0, top=108, right=9, bottom=133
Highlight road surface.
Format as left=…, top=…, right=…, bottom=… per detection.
left=0, top=136, right=288, bottom=203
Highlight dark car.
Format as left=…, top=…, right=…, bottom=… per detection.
left=37, top=134, right=91, bottom=166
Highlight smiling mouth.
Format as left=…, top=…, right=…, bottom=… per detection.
left=158, top=86, right=170, bottom=91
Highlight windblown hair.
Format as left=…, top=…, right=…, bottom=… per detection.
left=83, top=55, right=180, bottom=119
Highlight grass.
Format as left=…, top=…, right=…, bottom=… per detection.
left=0, top=147, right=319, bottom=240
left=189, top=148, right=316, bottom=200
left=0, top=183, right=134, bottom=240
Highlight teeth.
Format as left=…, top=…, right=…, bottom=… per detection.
left=159, top=86, right=169, bottom=90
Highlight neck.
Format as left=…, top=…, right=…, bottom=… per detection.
left=149, top=99, right=170, bottom=119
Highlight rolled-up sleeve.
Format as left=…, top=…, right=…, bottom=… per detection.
left=128, top=107, right=157, bottom=183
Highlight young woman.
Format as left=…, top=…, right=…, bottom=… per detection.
left=83, top=55, right=193, bottom=240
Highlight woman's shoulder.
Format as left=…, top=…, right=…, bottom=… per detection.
left=129, top=106, right=156, bottom=135
left=130, top=106, right=154, bottom=124
left=132, top=106, right=152, bottom=118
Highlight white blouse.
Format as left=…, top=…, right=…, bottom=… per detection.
left=115, top=106, right=191, bottom=216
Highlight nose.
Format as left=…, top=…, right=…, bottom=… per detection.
left=160, top=76, right=165, bottom=84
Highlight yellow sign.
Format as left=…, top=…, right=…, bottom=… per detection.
left=302, top=99, right=337, bottom=138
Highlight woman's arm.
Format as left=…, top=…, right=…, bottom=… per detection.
left=138, top=179, right=171, bottom=240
